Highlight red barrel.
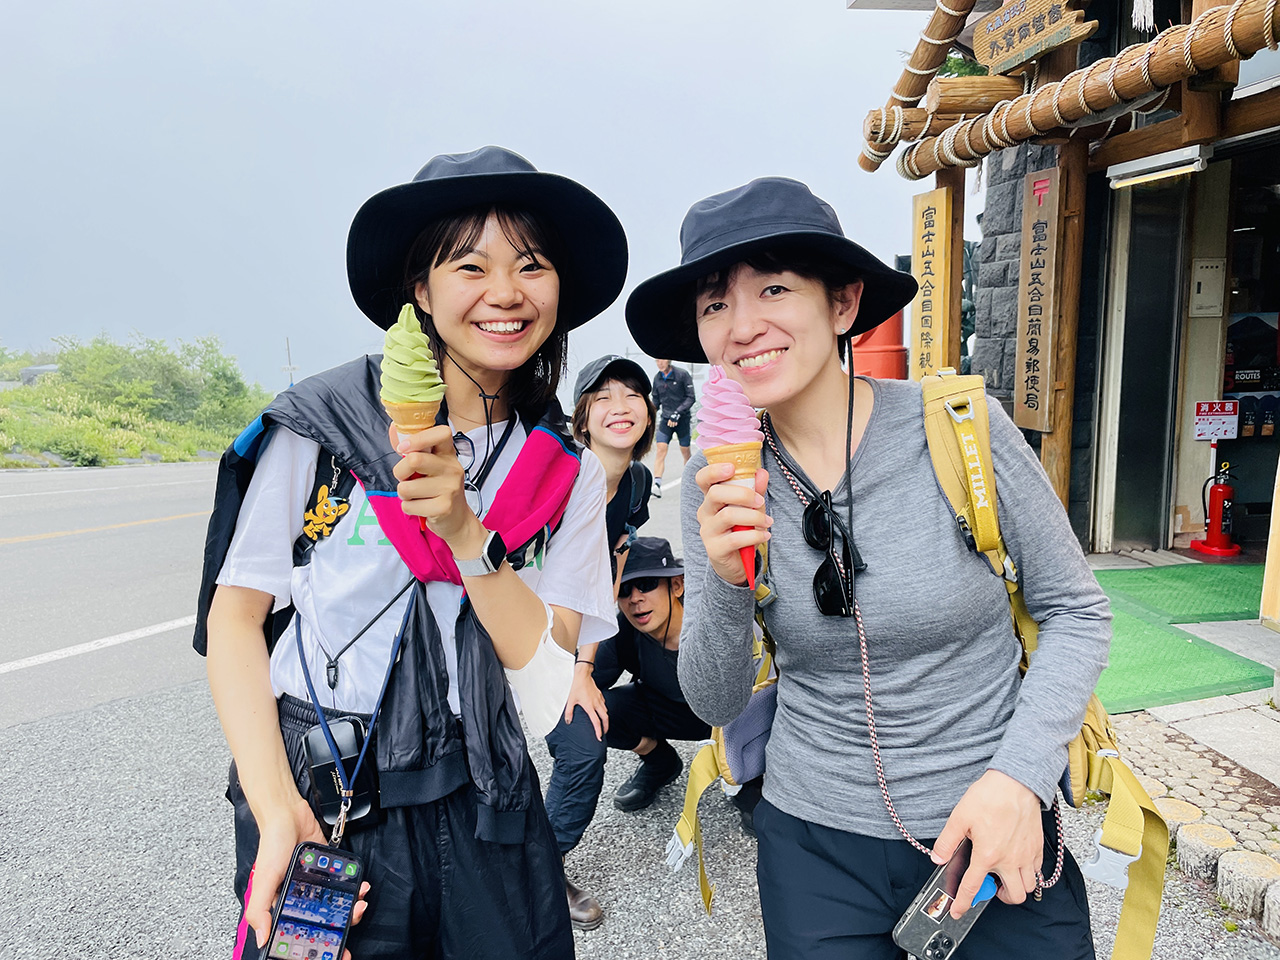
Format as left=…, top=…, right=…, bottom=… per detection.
left=851, top=310, right=909, bottom=380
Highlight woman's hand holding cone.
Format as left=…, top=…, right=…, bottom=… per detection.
left=695, top=460, right=772, bottom=588
left=391, top=423, right=485, bottom=552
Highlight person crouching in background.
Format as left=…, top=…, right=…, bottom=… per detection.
left=544, top=538, right=710, bottom=929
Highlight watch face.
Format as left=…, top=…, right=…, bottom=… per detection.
left=485, top=530, right=508, bottom=569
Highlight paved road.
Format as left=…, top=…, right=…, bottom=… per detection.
left=0, top=462, right=217, bottom=727
left=3, top=460, right=1278, bottom=958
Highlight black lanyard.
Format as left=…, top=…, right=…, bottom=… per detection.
left=467, top=414, right=519, bottom=491
left=295, top=587, right=416, bottom=840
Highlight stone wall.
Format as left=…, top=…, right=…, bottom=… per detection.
left=971, top=143, right=1060, bottom=396
left=970, top=143, right=1105, bottom=545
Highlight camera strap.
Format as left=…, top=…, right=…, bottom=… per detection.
left=296, top=585, right=417, bottom=846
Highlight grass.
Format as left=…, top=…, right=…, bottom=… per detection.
left=0, top=380, right=236, bottom=467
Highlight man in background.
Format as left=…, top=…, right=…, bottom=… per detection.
left=650, top=358, right=695, bottom=497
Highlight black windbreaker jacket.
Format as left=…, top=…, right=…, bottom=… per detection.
left=194, top=356, right=580, bottom=843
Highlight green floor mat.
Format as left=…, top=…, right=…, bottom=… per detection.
left=1094, top=564, right=1264, bottom=623
left=1096, top=609, right=1274, bottom=714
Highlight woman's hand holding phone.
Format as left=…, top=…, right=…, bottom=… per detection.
left=392, top=424, right=484, bottom=551
left=695, top=462, right=772, bottom=587
left=246, top=799, right=370, bottom=954
left=930, top=769, right=1044, bottom=919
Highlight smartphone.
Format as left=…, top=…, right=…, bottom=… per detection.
left=891, top=838, right=997, bottom=960
left=264, top=842, right=363, bottom=960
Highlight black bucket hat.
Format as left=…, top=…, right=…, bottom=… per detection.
left=572, top=355, right=651, bottom=403
left=347, top=146, right=628, bottom=330
left=625, top=177, right=917, bottom=363
left=621, top=537, right=683, bottom=581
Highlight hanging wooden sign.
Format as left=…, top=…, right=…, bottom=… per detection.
left=1014, top=168, right=1061, bottom=430
left=909, top=187, right=952, bottom=381
left=973, top=0, right=1098, bottom=77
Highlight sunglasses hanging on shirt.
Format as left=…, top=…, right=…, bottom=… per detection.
left=762, top=413, right=865, bottom=618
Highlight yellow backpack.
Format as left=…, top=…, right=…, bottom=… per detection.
left=668, top=370, right=1168, bottom=960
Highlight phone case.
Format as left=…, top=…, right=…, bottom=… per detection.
left=302, top=716, right=380, bottom=828
left=267, top=842, right=363, bottom=960
left=891, top=840, right=994, bottom=960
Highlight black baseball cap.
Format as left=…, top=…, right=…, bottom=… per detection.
left=572, top=355, right=652, bottom=403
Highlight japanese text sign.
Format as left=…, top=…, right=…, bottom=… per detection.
left=973, top=0, right=1098, bottom=77
left=1194, top=400, right=1239, bottom=440
left=909, top=187, right=952, bottom=381
left=1014, top=168, right=1060, bottom=431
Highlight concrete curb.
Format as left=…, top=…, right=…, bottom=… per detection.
left=1116, top=711, right=1280, bottom=932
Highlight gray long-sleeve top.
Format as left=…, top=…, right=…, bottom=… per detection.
left=678, top=377, right=1111, bottom=840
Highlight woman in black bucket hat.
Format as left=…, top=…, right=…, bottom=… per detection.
left=629, top=177, right=1109, bottom=959
left=196, top=146, right=628, bottom=959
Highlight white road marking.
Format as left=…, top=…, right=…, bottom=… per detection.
left=0, top=616, right=197, bottom=675
left=0, top=478, right=214, bottom=499
left=659, top=476, right=682, bottom=492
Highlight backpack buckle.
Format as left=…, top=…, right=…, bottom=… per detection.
left=1002, top=554, right=1019, bottom=584
left=944, top=397, right=975, bottom=423
left=1081, top=827, right=1140, bottom=889
left=956, top=515, right=977, bottom=552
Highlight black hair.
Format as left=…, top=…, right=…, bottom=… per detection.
left=694, top=244, right=864, bottom=360
left=403, top=204, right=570, bottom=417
left=571, top=367, right=658, bottom=461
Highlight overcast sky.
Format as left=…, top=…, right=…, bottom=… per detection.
left=0, top=0, right=983, bottom=400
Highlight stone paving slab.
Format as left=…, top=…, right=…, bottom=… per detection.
left=1180, top=621, right=1280, bottom=671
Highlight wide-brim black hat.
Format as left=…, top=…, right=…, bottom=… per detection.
left=572, top=355, right=652, bottom=402
left=348, top=146, right=628, bottom=330
left=625, top=177, right=917, bottom=363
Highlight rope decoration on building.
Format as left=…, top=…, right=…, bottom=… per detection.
left=859, top=0, right=981, bottom=171
left=890, top=0, right=1280, bottom=179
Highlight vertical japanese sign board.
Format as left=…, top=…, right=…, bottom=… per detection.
left=1013, top=168, right=1061, bottom=431
left=909, top=188, right=952, bottom=380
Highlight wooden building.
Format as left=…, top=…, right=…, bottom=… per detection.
left=852, top=0, right=1280, bottom=583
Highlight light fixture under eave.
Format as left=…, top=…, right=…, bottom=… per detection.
left=1107, top=144, right=1212, bottom=190
left=1109, top=161, right=1207, bottom=189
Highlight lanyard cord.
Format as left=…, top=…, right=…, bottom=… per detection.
left=469, top=414, right=519, bottom=491
left=296, top=587, right=416, bottom=802
left=761, top=408, right=1064, bottom=891
left=318, top=577, right=416, bottom=691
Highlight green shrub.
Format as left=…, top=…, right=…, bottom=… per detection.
left=0, top=334, right=270, bottom=467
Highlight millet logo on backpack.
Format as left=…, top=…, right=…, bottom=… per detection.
left=960, top=429, right=990, bottom=510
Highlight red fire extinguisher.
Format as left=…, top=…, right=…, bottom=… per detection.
left=1190, top=461, right=1242, bottom=557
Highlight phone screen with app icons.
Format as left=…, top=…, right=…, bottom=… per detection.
left=266, top=843, right=362, bottom=960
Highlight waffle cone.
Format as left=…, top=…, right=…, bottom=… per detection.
left=382, top=399, right=442, bottom=434
left=705, top=441, right=762, bottom=481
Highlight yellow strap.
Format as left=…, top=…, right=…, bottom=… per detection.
left=921, top=372, right=1004, bottom=574
left=672, top=744, right=724, bottom=913
left=1100, top=758, right=1169, bottom=960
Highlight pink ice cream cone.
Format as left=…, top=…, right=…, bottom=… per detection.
left=697, top=366, right=765, bottom=590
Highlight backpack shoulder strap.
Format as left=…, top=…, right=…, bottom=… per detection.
left=921, top=371, right=1002, bottom=562
left=628, top=461, right=651, bottom=516
left=922, top=370, right=1036, bottom=657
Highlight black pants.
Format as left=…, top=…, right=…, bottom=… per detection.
left=754, top=799, right=1095, bottom=960
left=227, top=697, right=572, bottom=960
left=543, top=682, right=710, bottom=854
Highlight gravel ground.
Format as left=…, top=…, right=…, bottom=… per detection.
left=4, top=680, right=1279, bottom=958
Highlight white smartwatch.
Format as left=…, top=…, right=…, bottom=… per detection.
left=454, top=529, right=507, bottom=577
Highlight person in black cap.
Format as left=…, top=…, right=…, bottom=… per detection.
left=197, top=146, right=628, bottom=959
left=568, top=354, right=657, bottom=591
left=547, top=354, right=655, bottom=926
left=650, top=358, right=696, bottom=496
left=542, top=537, right=713, bottom=928
left=626, top=177, right=1109, bottom=959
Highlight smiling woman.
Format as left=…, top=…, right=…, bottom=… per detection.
left=194, top=146, right=629, bottom=960
left=625, top=175, right=1112, bottom=959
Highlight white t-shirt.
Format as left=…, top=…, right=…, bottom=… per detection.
left=216, top=420, right=615, bottom=723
